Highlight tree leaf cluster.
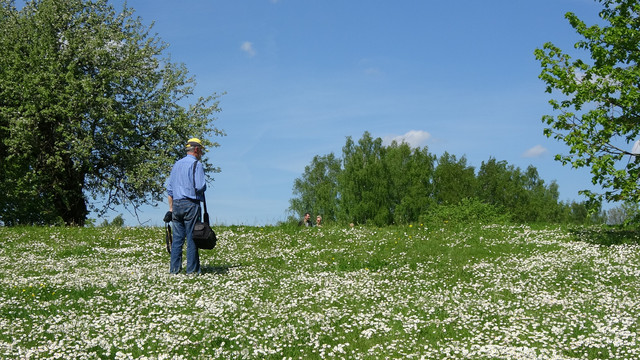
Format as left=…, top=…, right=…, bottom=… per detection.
left=289, top=132, right=599, bottom=226
left=534, top=0, right=640, bottom=205
left=0, top=0, right=224, bottom=226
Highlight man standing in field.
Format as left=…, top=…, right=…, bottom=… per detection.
left=298, top=212, right=313, bottom=227
left=166, top=138, right=207, bottom=275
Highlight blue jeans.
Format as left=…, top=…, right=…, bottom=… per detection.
left=170, top=200, right=201, bottom=274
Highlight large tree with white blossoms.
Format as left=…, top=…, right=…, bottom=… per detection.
left=0, top=0, right=224, bottom=225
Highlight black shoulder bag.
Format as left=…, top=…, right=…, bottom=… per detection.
left=191, top=161, right=217, bottom=249
left=163, top=210, right=173, bottom=254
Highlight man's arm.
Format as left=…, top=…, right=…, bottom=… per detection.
left=168, top=195, right=173, bottom=212
left=194, top=162, right=207, bottom=196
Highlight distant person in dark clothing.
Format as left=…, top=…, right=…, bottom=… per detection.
left=298, top=212, right=313, bottom=227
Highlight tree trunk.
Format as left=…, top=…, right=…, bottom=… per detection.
left=55, top=154, right=88, bottom=226
left=56, top=182, right=88, bottom=226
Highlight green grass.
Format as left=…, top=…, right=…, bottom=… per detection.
left=0, top=223, right=639, bottom=359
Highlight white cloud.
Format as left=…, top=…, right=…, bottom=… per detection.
left=363, top=67, right=382, bottom=76
left=522, top=145, right=548, bottom=158
left=241, top=41, right=256, bottom=57
left=383, top=130, right=431, bottom=148
left=358, top=58, right=383, bottom=76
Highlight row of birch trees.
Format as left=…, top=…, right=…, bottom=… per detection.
left=289, top=132, right=601, bottom=226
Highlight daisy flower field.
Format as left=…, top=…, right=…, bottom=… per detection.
left=0, top=223, right=638, bottom=359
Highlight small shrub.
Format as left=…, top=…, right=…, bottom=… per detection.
left=419, top=198, right=511, bottom=226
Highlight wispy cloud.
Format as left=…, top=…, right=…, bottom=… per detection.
left=522, top=145, right=548, bottom=158
left=358, top=58, right=383, bottom=76
left=363, top=67, right=382, bottom=76
left=383, top=130, right=432, bottom=148
left=241, top=41, right=256, bottom=57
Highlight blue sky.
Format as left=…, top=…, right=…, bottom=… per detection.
left=107, top=0, right=610, bottom=226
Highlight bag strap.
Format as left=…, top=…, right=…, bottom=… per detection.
left=165, top=222, right=172, bottom=254
left=192, top=160, right=210, bottom=225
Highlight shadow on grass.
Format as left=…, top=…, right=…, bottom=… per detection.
left=571, top=227, right=640, bottom=246
left=201, top=264, right=241, bottom=275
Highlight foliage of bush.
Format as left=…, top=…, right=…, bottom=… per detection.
left=419, top=198, right=511, bottom=226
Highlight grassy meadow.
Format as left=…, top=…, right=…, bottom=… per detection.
left=1, top=223, right=639, bottom=359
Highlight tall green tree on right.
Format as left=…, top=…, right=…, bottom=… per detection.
left=535, top=0, right=640, bottom=204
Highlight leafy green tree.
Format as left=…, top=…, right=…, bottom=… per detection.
left=476, top=159, right=537, bottom=223
left=290, top=134, right=436, bottom=227
left=100, top=213, right=124, bottom=227
left=534, top=0, right=640, bottom=204
left=338, top=132, right=391, bottom=226
left=476, top=159, right=519, bottom=208
left=433, top=152, right=476, bottom=205
left=0, top=0, right=223, bottom=225
left=477, top=159, right=591, bottom=223
left=605, top=200, right=640, bottom=225
left=289, top=153, right=341, bottom=223
left=567, top=201, right=601, bottom=224
left=520, top=166, right=561, bottom=222
left=289, top=131, right=593, bottom=226
left=384, top=141, right=435, bottom=224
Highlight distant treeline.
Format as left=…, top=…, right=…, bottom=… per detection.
left=288, top=131, right=604, bottom=226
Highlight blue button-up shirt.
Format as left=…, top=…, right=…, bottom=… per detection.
left=166, top=154, right=206, bottom=201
